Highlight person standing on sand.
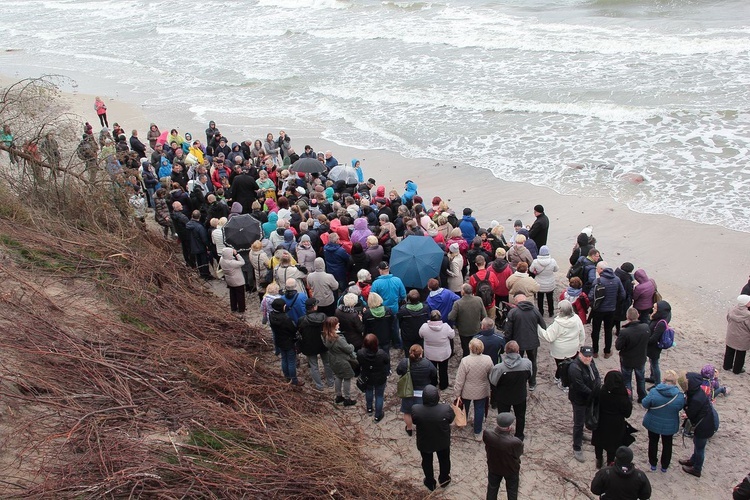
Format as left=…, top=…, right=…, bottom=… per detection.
left=483, top=412, right=524, bottom=500
left=94, top=96, right=108, bottom=128
left=412, top=384, right=454, bottom=491
left=724, top=294, right=750, bottom=374
left=528, top=204, right=549, bottom=248
left=590, top=446, right=652, bottom=500
left=568, top=346, right=600, bottom=463
left=589, top=261, right=625, bottom=359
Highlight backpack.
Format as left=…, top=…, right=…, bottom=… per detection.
left=473, top=269, right=494, bottom=307
left=558, top=358, right=575, bottom=388
left=567, top=258, right=587, bottom=284
left=591, top=279, right=606, bottom=311
left=656, top=319, right=675, bottom=349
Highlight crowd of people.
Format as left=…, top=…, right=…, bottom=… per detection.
left=16, top=99, right=746, bottom=499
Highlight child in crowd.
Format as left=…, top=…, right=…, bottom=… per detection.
left=700, top=364, right=729, bottom=401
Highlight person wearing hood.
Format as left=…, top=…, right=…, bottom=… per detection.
left=590, top=446, right=651, bottom=500
left=398, top=290, right=430, bottom=355
left=527, top=204, right=549, bottom=248
left=401, top=180, right=418, bottom=208
left=411, top=383, right=454, bottom=491
left=506, top=262, right=540, bottom=299
left=307, top=257, right=339, bottom=317
left=538, top=300, right=585, bottom=390
left=350, top=217, right=372, bottom=247
left=322, top=316, right=356, bottom=405
left=446, top=243, right=464, bottom=293
left=616, top=307, right=650, bottom=402
left=506, top=235, right=533, bottom=273
left=419, top=310, right=455, bottom=390
left=269, top=220, right=287, bottom=250
left=614, top=262, right=635, bottom=335
left=490, top=340, right=532, bottom=442
left=262, top=132, right=280, bottom=166
left=560, top=276, right=590, bottom=325
left=357, top=333, right=390, bottom=422
left=262, top=211, right=278, bottom=239
left=632, top=269, right=657, bottom=323
left=362, top=292, right=396, bottom=353
left=458, top=207, right=480, bottom=244
left=147, top=123, right=161, bottom=150
left=323, top=232, right=352, bottom=292
left=724, top=294, right=750, bottom=374
left=646, top=300, right=671, bottom=385
left=589, top=261, right=626, bottom=359
left=483, top=412, right=524, bottom=500
left=298, top=298, right=334, bottom=391
left=592, top=371, right=633, bottom=469
left=504, top=293, right=545, bottom=391
left=269, top=298, right=304, bottom=387
left=678, top=372, right=718, bottom=478
left=279, top=228, right=298, bottom=259
left=530, top=245, right=559, bottom=317
left=205, top=121, right=220, bottom=146
left=219, top=246, right=246, bottom=316
left=641, top=369, right=684, bottom=473
left=351, top=158, right=364, bottom=183
left=295, top=234, right=316, bottom=271
left=489, top=248, right=513, bottom=309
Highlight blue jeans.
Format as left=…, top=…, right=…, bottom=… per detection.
left=649, top=356, right=661, bottom=385
left=366, top=383, right=386, bottom=419
left=621, top=364, right=646, bottom=401
left=463, top=398, right=486, bottom=435
left=280, top=349, right=298, bottom=384
left=691, top=437, right=708, bottom=472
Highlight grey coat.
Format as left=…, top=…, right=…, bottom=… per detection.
left=323, top=334, right=356, bottom=379
left=448, top=294, right=487, bottom=338
left=726, top=304, right=750, bottom=351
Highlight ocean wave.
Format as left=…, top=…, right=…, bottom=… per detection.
left=381, top=0, right=438, bottom=10
left=255, top=0, right=350, bottom=9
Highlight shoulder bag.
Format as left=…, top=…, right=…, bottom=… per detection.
left=396, top=360, right=414, bottom=398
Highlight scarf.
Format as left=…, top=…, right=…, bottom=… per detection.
left=369, top=305, right=385, bottom=318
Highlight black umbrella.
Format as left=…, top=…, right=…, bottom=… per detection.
left=223, top=214, right=262, bottom=251
left=291, top=157, right=326, bottom=174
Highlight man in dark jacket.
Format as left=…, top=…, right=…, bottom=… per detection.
left=171, top=201, right=193, bottom=267
left=475, top=317, right=506, bottom=365
left=589, top=261, right=626, bottom=359
left=323, top=232, right=352, bottom=292
left=269, top=298, right=304, bottom=387
left=527, top=204, right=549, bottom=248
left=591, top=446, right=651, bottom=500
left=489, top=341, right=531, bottom=441
left=483, top=412, right=524, bottom=500
left=398, top=290, right=430, bottom=355
left=412, top=385, right=454, bottom=491
left=615, top=307, right=650, bottom=402
left=503, top=294, right=545, bottom=391
left=186, top=210, right=212, bottom=279
left=129, top=129, right=146, bottom=158
left=568, top=346, right=601, bottom=463
left=230, top=170, right=259, bottom=215
left=679, top=372, right=717, bottom=477
left=297, top=298, right=333, bottom=390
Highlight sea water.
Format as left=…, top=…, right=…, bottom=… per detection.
left=1, top=0, right=748, bottom=231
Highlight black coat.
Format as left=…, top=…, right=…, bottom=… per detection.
left=335, top=307, right=364, bottom=350
left=483, top=427, right=524, bottom=476
left=356, top=348, right=390, bottom=387
left=397, top=304, right=430, bottom=349
left=614, top=268, right=634, bottom=322
left=230, top=173, right=259, bottom=214
left=412, top=385, right=454, bottom=453
left=684, top=372, right=716, bottom=439
left=186, top=220, right=209, bottom=255
left=297, top=312, right=327, bottom=356
left=269, top=310, right=298, bottom=351
left=504, top=301, right=545, bottom=351
left=615, top=321, right=650, bottom=369
left=362, top=308, right=395, bottom=348
left=396, top=357, right=437, bottom=391
left=590, top=465, right=652, bottom=500
left=528, top=213, right=549, bottom=247
left=568, top=358, right=601, bottom=406
left=591, top=388, right=632, bottom=450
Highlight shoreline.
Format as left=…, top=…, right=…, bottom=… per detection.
left=2, top=71, right=749, bottom=333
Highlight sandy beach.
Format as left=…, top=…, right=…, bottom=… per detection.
left=2, top=72, right=748, bottom=499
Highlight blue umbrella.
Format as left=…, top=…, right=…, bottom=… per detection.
left=389, top=236, right=444, bottom=289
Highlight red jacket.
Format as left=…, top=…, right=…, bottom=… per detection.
left=469, top=267, right=501, bottom=308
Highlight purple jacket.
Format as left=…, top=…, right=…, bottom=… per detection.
left=632, top=269, right=656, bottom=310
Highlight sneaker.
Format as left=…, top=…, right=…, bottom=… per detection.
left=335, top=395, right=345, bottom=404
left=562, top=386, right=569, bottom=393
left=367, top=407, right=373, bottom=414
left=474, top=432, right=482, bottom=441
left=650, top=465, right=657, bottom=472
left=314, top=385, right=324, bottom=392
left=574, top=450, right=585, bottom=463
left=374, top=415, right=383, bottom=423
left=661, top=467, right=668, bottom=473
left=529, top=385, right=537, bottom=392
left=553, top=377, right=561, bottom=385
left=343, top=398, right=357, bottom=406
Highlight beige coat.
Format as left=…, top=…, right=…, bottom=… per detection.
left=454, top=353, right=493, bottom=400
left=506, top=272, right=540, bottom=297
left=726, top=304, right=750, bottom=351
left=507, top=244, right=533, bottom=272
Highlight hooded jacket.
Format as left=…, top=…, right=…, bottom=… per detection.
left=350, top=217, right=372, bottom=247
left=323, top=334, right=356, bottom=379
left=590, top=461, right=652, bottom=500
left=448, top=294, right=487, bottom=338
left=297, top=311, right=328, bottom=356
left=335, top=305, right=364, bottom=350
left=269, top=301, right=297, bottom=351
left=474, top=328, right=505, bottom=365
left=419, top=320, right=455, bottom=362
left=362, top=305, right=395, bottom=348
left=507, top=244, right=533, bottom=272
left=489, top=259, right=513, bottom=297
left=684, top=372, right=717, bottom=439
left=530, top=254, right=559, bottom=293
left=641, top=383, right=684, bottom=436
left=219, top=247, right=245, bottom=287
left=459, top=214, right=479, bottom=242
left=506, top=271, right=540, bottom=298
left=295, top=235, right=316, bottom=272
left=726, top=303, right=750, bottom=351
left=632, top=269, right=656, bottom=311
left=504, top=301, right=545, bottom=351
left=398, top=303, right=430, bottom=350
left=307, top=258, right=339, bottom=307
left=262, top=212, right=278, bottom=238
left=356, top=347, right=390, bottom=387
left=370, top=274, right=407, bottom=314
left=401, top=181, right=418, bottom=206
left=615, top=267, right=634, bottom=321
left=412, top=385, right=454, bottom=453
left=323, top=241, right=351, bottom=285
left=590, top=267, right=625, bottom=313
left=538, top=314, right=585, bottom=360
left=426, top=288, right=460, bottom=326
left=489, top=352, right=532, bottom=406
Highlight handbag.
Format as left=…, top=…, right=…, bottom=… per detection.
left=623, top=421, right=638, bottom=446
left=356, top=373, right=368, bottom=392
left=347, top=357, right=360, bottom=377
left=652, top=279, right=662, bottom=303
left=396, top=360, right=414, bottom=398
left=258, top=255, right=273, bottom=286
left=585, top=396, right=600, bottom=431
left=451, top=398, right=467, bottom=427
left=646, top=394, right=678, bottom=412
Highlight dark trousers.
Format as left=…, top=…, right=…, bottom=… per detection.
left=497, top=401, right=527, bottom=441
left=536, top=291, right=554, bottom=316
left=522, top=348, right=537, bottom=387
left=179, top=237, right=195, bottom=267
left=460, top=335, right=472, bottom=358
left=723, top=345, right=746, bottom=374
left=487, top=471, right=519, bottom=500
left=591, top=310, right=615, bottom=354
left=572, top=403, right=586, bottom=451
left=228, top=285, right=246, bottom=313
left=648, top=431, right=673, bottom=469
left=195, top=251, right=211, bottom=278
left=431, top=359, right=450, bottom=390
left=595, top=444, right=616, bottom=465
left=420, top=448, right=451, bottom=489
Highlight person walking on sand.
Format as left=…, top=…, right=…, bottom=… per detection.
left=483, top=412, right=524, bottom=500
left=94, top=96, right=108, bottom=128
left=724, top=294, right=750, bottom=374
left=412, top=384, right=454, bottom=491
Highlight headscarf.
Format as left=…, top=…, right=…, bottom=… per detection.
left=603, top=370, right=627, bottom=395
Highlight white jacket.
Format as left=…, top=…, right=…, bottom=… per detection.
left=530, top=255, right=559, bottom=293
left=538, top=314, right=585, bottom=360
left=419, top=320, right=455, bottom=362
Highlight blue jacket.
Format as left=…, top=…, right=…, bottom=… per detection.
left=474, top=328, right=506, bottom=365
left=426, top=288, right=460, bottom=326
left=282, top=289, right=308, bottom=324
left=370, top=274, right=406, bottom=313
left=323, top=243, right=350, bottom=284
left=589, top=268, right=625, bottom=313
left=641, top=383, right=684, bottom=435
left=401, top=181, right=418, bottom=205
left=459, top=215, right=478, bottom=242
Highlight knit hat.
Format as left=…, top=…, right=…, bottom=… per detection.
left=700, top=364, right=715, bottom=379
left=271, top=298, right=286, bottom=312
left=449, top=243, right=459, bottom=254
left=620, top=262, right=635, bottom=273
left=300, top=234, right=311, bottom=243
left=614, top=446, right=633, bottom=467
left=738, top=294, right=750, bottom=306
left=463, top=208, right=472, bottom=216
left=539, top=245, right=550, bottom=256
left=489, top=220, right=499, bottom=229
left=296, top=186, right=306, bottom=195
left=496, top=412, right=515, bottom=428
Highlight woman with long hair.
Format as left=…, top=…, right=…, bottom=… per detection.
left=356, top=334, right=390, bottom=422
left=322, top=317, right=357, bottom=406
